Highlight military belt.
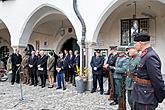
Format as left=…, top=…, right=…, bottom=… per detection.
left=127, top=71, right=135, bottom=78
left=134, top=76, right=151, bottom=85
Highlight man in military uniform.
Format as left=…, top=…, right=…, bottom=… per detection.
left=125, top=44, right=140, bottom=110
left=109, top=47, right=129, bottom=108
left=22, top=50, right=30, bottom=84
left=90, top=49, right=104, bottom=94
left=132, top=32, right=165, bottom=110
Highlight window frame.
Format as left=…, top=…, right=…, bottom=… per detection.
left=120, top=18, right=149, bottom=46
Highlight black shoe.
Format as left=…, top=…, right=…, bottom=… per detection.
left=104, top=92, right=110, bottom=95
left=41, top=85, right=45, bottom=88
left=16, top=81, right=20, bottom=84
left=48, top=86, right=53, bottom=88
left=100, top=91, right=103, bottom=95
left=11, top=82, right=14, bottom=85
left=56, top=87, right=62, bottom=90
left=63, top=87, right=66, bottom=90
left=29, top=83, right=34, bottom=86
left=109, top=101, right=118, bottom=105
left=34, top=84, right=37, bottom=87
left=91, top=89, right=96, bottom=93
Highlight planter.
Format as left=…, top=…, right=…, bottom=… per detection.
left=75, top=76, right=87, bottom=93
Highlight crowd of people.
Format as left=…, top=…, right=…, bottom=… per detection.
left=90, top=32, right=165, bottom=110
left=8, top=49, right=80, bottom=91
left=2, top=32, right=165, bottom=110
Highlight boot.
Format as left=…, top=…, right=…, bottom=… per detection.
left=26, top=79, right=30, bottom=85
left=23, top=77, right=27, bottom=84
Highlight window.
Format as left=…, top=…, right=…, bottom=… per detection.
left=121, top=18, right=149, bottom=46
left=36, top=40, right=40, bottom=50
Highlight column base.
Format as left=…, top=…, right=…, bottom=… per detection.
left=86, top=79, right=93, bottom=91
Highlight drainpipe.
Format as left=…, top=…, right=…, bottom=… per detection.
left=73, top=0, right=86, bottom=76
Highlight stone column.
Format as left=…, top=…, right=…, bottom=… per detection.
left=85, top=42, right=96, bottom=91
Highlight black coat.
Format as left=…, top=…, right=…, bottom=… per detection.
left=132, top=47, right=165, bottom=104
left=68, top=55, right=75, bottom=68
left=90, top=55, right=104, bottom=75
left=37, top=55, right=48, bottom=74
left=106, top=53, right=118, bottom=72
left=11, top=53, right=22, bottom=71
left=74, top=55, right=80, bottom=67
left=29, top=55, right=38, bottom=68
left=63, top=54, right=70, bottom=69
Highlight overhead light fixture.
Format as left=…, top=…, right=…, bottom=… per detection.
left=60, top=20, right=65, bottom=36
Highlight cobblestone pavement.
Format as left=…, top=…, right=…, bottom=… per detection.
left=0, top=81, right=165, bottom=110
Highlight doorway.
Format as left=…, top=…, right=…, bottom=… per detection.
left=61, top=38, right=80, bottom=52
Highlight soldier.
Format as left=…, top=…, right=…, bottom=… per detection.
left=109, top=47, right=129, bottom=108
left=132, top=32, right=165, bottom=110
left=90, top=49, right=104, bottom=94
left=10, top=48, right=22, bottom=85
left=22, top=50, right=30, bottom=84
left=47, top=51, right=55, bottom=88
left=29, top=50, right=38, bottom=86
left=37, top=50, right=48, bottom=88
left=56, top=51, right=66, bottom=90
left=125, top=44, right=140, bottom=110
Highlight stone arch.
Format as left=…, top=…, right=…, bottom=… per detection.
left=0, top=19, right=13, bottom=52
left=55, top=34, right=77, bottom=53
left=92, top=0, right=165, bottom=42
left=19, top=4, right=79, bottom=47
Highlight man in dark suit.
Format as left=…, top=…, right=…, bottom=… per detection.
left=104, top=46, right=118, bottom=96
left=11, top=48, right=22, bottom=85
left=132, top=32, right=165, bottom=110
left=90, top=49, right=104, bottom=94
left=29, top=50, right=38, bottom=86
left=68, top=50, right=75, bottom=83
left=64, top=49, right=70, bottom=82
left=37, top=50, right=48, bottom=88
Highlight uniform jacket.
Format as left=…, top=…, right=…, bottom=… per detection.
left=113, top=56, right=129, bottom=79
left=22, top=54, right=30, bottom=69
left=132, top=47, right=165, bottom=104
left=125, top=54, right=140, bottom=90
left=90, top=55, right=104, bottom=75
left=47, top=56, right=55, bottom=72
left=11, top=53, right=22, bottom=71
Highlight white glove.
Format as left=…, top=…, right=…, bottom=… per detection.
left=94, top=67, right=97, bottom=71
left=38, top=65, right=41, bottom=68
left=109, top=66, right=115, bottom=70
